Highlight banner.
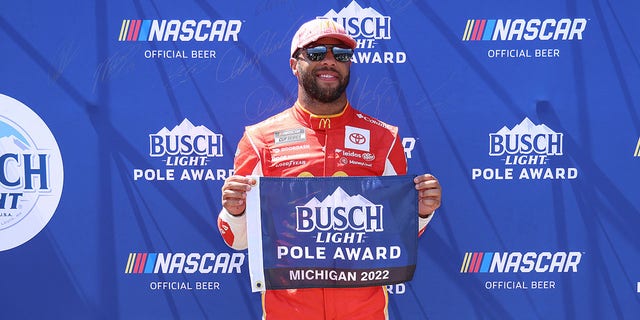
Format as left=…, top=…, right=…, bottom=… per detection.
left=246, top=175, right=418, bottom=292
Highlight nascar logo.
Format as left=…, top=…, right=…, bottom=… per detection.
left=460, top=251, right=582, bottom=273
left=118, top=19, right=242, bottom=42
left=125, top=252, right=245, bottom=274
left=462, top=18, right=587, bottom=41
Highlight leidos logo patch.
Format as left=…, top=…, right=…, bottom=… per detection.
left=0, top=94, right=64, bottom=251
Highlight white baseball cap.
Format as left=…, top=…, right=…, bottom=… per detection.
left=290, top=19, right=357, bottom=57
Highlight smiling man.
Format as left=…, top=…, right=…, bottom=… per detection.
left=217, top=18, right=442, bottom=319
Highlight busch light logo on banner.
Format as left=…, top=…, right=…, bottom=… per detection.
left=472, top=117, right=578, bottom=181
left=320, top=1, right=406, bottom=64
left=133, top=119, right=232, bottom=181
left=295, top=187, right=384, bottom=235
left=245, top=175, right=418, bottom=291
left=0, top=94, right=64, bottom=251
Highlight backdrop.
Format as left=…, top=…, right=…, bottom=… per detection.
left=1, top=0, right=639, bottom=319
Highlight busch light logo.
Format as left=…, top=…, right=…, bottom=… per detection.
left=320, top=1, right=406, bottom=63
left=149, top=119, right=222, bottom=159
left=321, top=1, right=390, bottom=40
left=296, top=187, right=383, bottom=233
left=489, top=117, right=563, bottom=158
left=134, top=119, right=232, bottom=181
left=0, top=94, right=64, bottom=251
left=472, top=117, right=578, bottom=180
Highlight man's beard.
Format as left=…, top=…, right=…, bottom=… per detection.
left=299, top=67, right=350, bottom=103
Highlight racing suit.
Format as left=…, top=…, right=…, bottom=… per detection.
left=218, top=102, right=432, bottom=320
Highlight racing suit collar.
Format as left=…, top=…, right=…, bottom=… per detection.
left=293, top=101, right=355, bottom=130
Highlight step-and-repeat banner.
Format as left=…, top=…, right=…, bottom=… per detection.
left=1, top=1, right=639, bottom=319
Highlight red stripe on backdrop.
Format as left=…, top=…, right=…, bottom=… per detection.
left=137, top=253, right=148, bottom=273
left=126, top=20, right=136, bottom=41
left=133, top=253, right=142, bottom=273
left=132, top=20, right=141, bottom=41
left=469, top=252, right=479, bottom=272
left=473, top=252, right=484, bottom=272
left=475, top=20, right=487, bottom=40
left=471, top=20, right=481, bottom=41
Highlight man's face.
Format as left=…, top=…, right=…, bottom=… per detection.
left=293, top=38, right=351, bottom=103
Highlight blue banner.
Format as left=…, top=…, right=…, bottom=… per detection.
left=246, top=175, right=418, bottom=291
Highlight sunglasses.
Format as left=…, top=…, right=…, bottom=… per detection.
left=300, top=45, right=354, bottom=62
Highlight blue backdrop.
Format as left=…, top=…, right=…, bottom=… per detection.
left=1, top=0, right=639, bottom=319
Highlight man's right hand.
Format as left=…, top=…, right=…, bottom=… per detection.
left=221, top=175, right=256, bottom=216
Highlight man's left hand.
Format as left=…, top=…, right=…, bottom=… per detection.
left=414, top=174, right=442, bottom=218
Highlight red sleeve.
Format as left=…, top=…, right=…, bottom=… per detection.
left=233, top=129, right=263, bottom=176
left=383, top=130, right=407, bottom=176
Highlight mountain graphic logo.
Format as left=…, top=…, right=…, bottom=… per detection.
left=493, top=117, right=557, bottom=136
left=295, top=187, right=384, bottom=232
left=155, top=118, right=217, bottom=137
left=323, top=1, right=384, bottom=19
left=0, top=135, right=30, bottom=153
left=319, top=0, right=391, bottom=40
left=489, top=117, right=563, bottom=156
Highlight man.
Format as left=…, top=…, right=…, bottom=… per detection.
left=217, top=18, right=442, bottom=319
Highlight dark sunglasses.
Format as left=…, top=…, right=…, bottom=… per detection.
left=301, top=45, right=354, bottom=62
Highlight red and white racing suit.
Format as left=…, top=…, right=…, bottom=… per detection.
left=218, top=102, right=432, bottom=320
